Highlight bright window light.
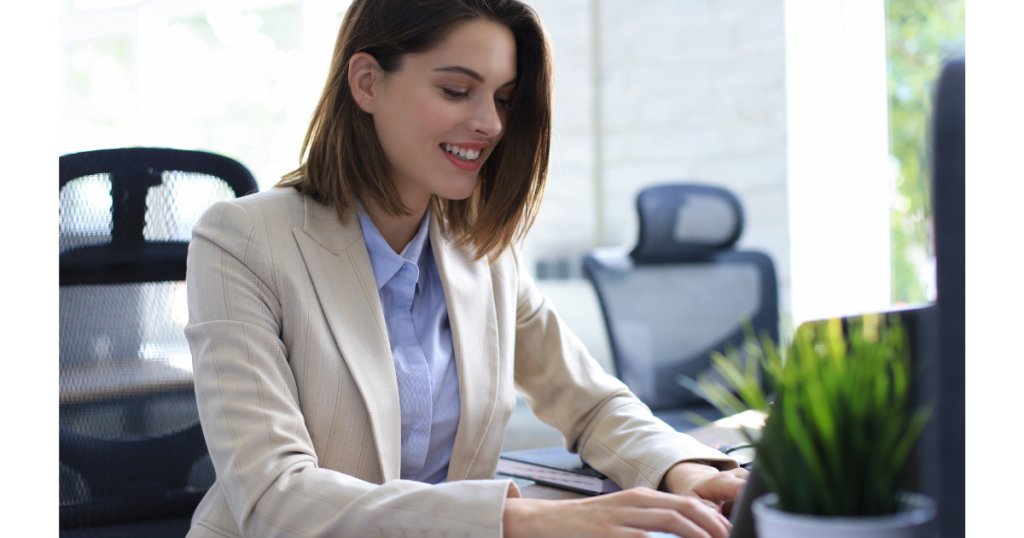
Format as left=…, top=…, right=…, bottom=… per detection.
left=73, top=0, right=142, bottom=10
left=785, top=0, right=892, bottom=324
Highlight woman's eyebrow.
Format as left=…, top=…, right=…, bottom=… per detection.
left=433, top=65, right=517, bottom=87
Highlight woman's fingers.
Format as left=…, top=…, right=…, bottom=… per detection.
left=621, top=488, right=729, bottom=522
left=616, top=508, right=714, bottom=538
left=596, top=489, right=731, bottom=538
left=503, top=488, right=734, bottom=538
left=690, top=468, right=750, bottom=503
left=662, top=497, right=730, bottom=538
left=728, top=467, right=751, bottom=482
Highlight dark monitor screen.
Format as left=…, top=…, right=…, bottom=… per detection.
left=929, top=56, right=965, bottom=537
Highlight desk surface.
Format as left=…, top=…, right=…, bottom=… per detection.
left=60, top=361, right=762, bottom=498
left=60, top=358, right=193, bottom=404
left=514, top=410, right=764, bottom=500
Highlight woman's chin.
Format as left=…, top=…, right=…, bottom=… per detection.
left=434, top=178, right=479, bottom=201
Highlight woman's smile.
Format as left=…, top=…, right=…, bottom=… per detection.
left=440, top=141, right=489, bottom=171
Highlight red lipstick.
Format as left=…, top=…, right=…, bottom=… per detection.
left=440, top=141, right=489, bottom=172
left=442, top=147, right=482, bottom=171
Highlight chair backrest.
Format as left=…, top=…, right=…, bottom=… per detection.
left=583, top=184, right=778, bottom=410
left=59, top=148, right=257, bottom=529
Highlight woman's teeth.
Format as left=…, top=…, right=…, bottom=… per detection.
left=443, top=144, right=480, bottom=161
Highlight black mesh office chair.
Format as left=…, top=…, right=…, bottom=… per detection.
left=59, top=148, right=258, bottom=537
left=583, top=184, right=779, bottom=430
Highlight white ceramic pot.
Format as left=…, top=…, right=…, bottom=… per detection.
left=751, top=493, right=936, bottom=538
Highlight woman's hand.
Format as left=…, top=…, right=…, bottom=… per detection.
left=659, top=462, right=750, bottom=515
left=502, top=487, right=732, bottom=538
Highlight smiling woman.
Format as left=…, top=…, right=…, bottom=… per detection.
left=277, top=1, right=550, bottom=260
left=184, top=1, right=746, bottom=538
left=346, top=18, right=518, bottom=246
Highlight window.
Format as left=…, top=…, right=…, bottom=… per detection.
left=885, top=0, right=965, bottom=305
left=60, top=0, right=351, bottom=190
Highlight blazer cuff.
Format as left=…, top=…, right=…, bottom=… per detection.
left=505, top=478, right=522, bottom=498
left=577, top=403, right=739, bottom=491
left=607, top=434, right=738, bottom=490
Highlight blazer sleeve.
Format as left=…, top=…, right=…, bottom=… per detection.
left=510, top=251, right=738, bottom=491
left=185, top=200, right=514, bottom=538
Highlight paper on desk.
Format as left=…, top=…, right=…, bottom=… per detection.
left=710, top=409, right=767, bottom=430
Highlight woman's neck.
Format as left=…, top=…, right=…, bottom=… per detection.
left=362, top=193, right=431, bottom=254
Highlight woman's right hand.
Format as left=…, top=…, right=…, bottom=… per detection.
left=502, top=487, right=731, bottom=538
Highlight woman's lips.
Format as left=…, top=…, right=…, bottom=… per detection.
left=441, top=145, right=482, bottom=171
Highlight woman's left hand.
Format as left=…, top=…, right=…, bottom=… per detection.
left=660, top=462, right=750, bottom=514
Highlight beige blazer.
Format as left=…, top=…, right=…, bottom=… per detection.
left=183, top=187, right=735, bottom=538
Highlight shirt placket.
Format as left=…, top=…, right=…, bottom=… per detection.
left=391, top=261, right=432, bottom=480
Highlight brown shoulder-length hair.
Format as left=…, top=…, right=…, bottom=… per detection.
left=277, top=0, right=552, bottom=261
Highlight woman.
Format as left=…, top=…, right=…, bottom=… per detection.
left=184, top=1, right=748, bottom=537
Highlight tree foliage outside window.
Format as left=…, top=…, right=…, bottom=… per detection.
left=886, top=0, right=964, bottom=305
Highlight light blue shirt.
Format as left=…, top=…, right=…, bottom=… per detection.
left=356, top=206, right=462, bottom=484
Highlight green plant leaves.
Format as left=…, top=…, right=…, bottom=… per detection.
left=690, top=315, right=931, bottom=516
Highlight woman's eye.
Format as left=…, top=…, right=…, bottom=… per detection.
left=495, top=97, right=512, bottom=109
left=441, top=87, right=469, bottom=100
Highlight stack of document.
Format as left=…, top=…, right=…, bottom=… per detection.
left=496, top=446, right=622, bottom=495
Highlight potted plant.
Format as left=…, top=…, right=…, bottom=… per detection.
left=687, top=314, right=935, bottom=538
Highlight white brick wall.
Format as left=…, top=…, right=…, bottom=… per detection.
left=521, top=0, right=598, bottom=263
left=522, top=0, right=791, bottom=316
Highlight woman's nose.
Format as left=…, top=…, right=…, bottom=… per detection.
left=468, top=98, right=503, bottom=137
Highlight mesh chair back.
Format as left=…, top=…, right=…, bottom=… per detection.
left=59, top=148, right=257, bottom=530
left=584, top=184, right=778, bottom=410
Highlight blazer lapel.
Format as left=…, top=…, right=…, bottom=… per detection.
left=292, top=197, right=402, bottom=482
left=430, top=214, right=502, bottom=481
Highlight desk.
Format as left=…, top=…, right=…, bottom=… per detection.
left=60, top=358, right=193, bottom=405
left=513, top=410, right=764, bottom=500
left=60, top=358, right=196, bottom=437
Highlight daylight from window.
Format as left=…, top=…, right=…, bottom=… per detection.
left=61, top=0, right=964, bottom=326
left=885, top=0, right=965, bottom=306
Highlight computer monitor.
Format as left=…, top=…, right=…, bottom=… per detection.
left=826, top=56, right=964, bottom=536
left=929, top=56, right=965, bottom=537
left=766, top=57, right=964, bottom=535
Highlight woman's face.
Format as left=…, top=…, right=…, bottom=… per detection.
left=366, top=20, right=517, bottom=206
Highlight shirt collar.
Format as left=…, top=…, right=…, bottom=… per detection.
left=356, top=202, right=431, bottom=291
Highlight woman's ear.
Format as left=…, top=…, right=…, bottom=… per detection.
left=348, top=52, right=381, bottom=114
